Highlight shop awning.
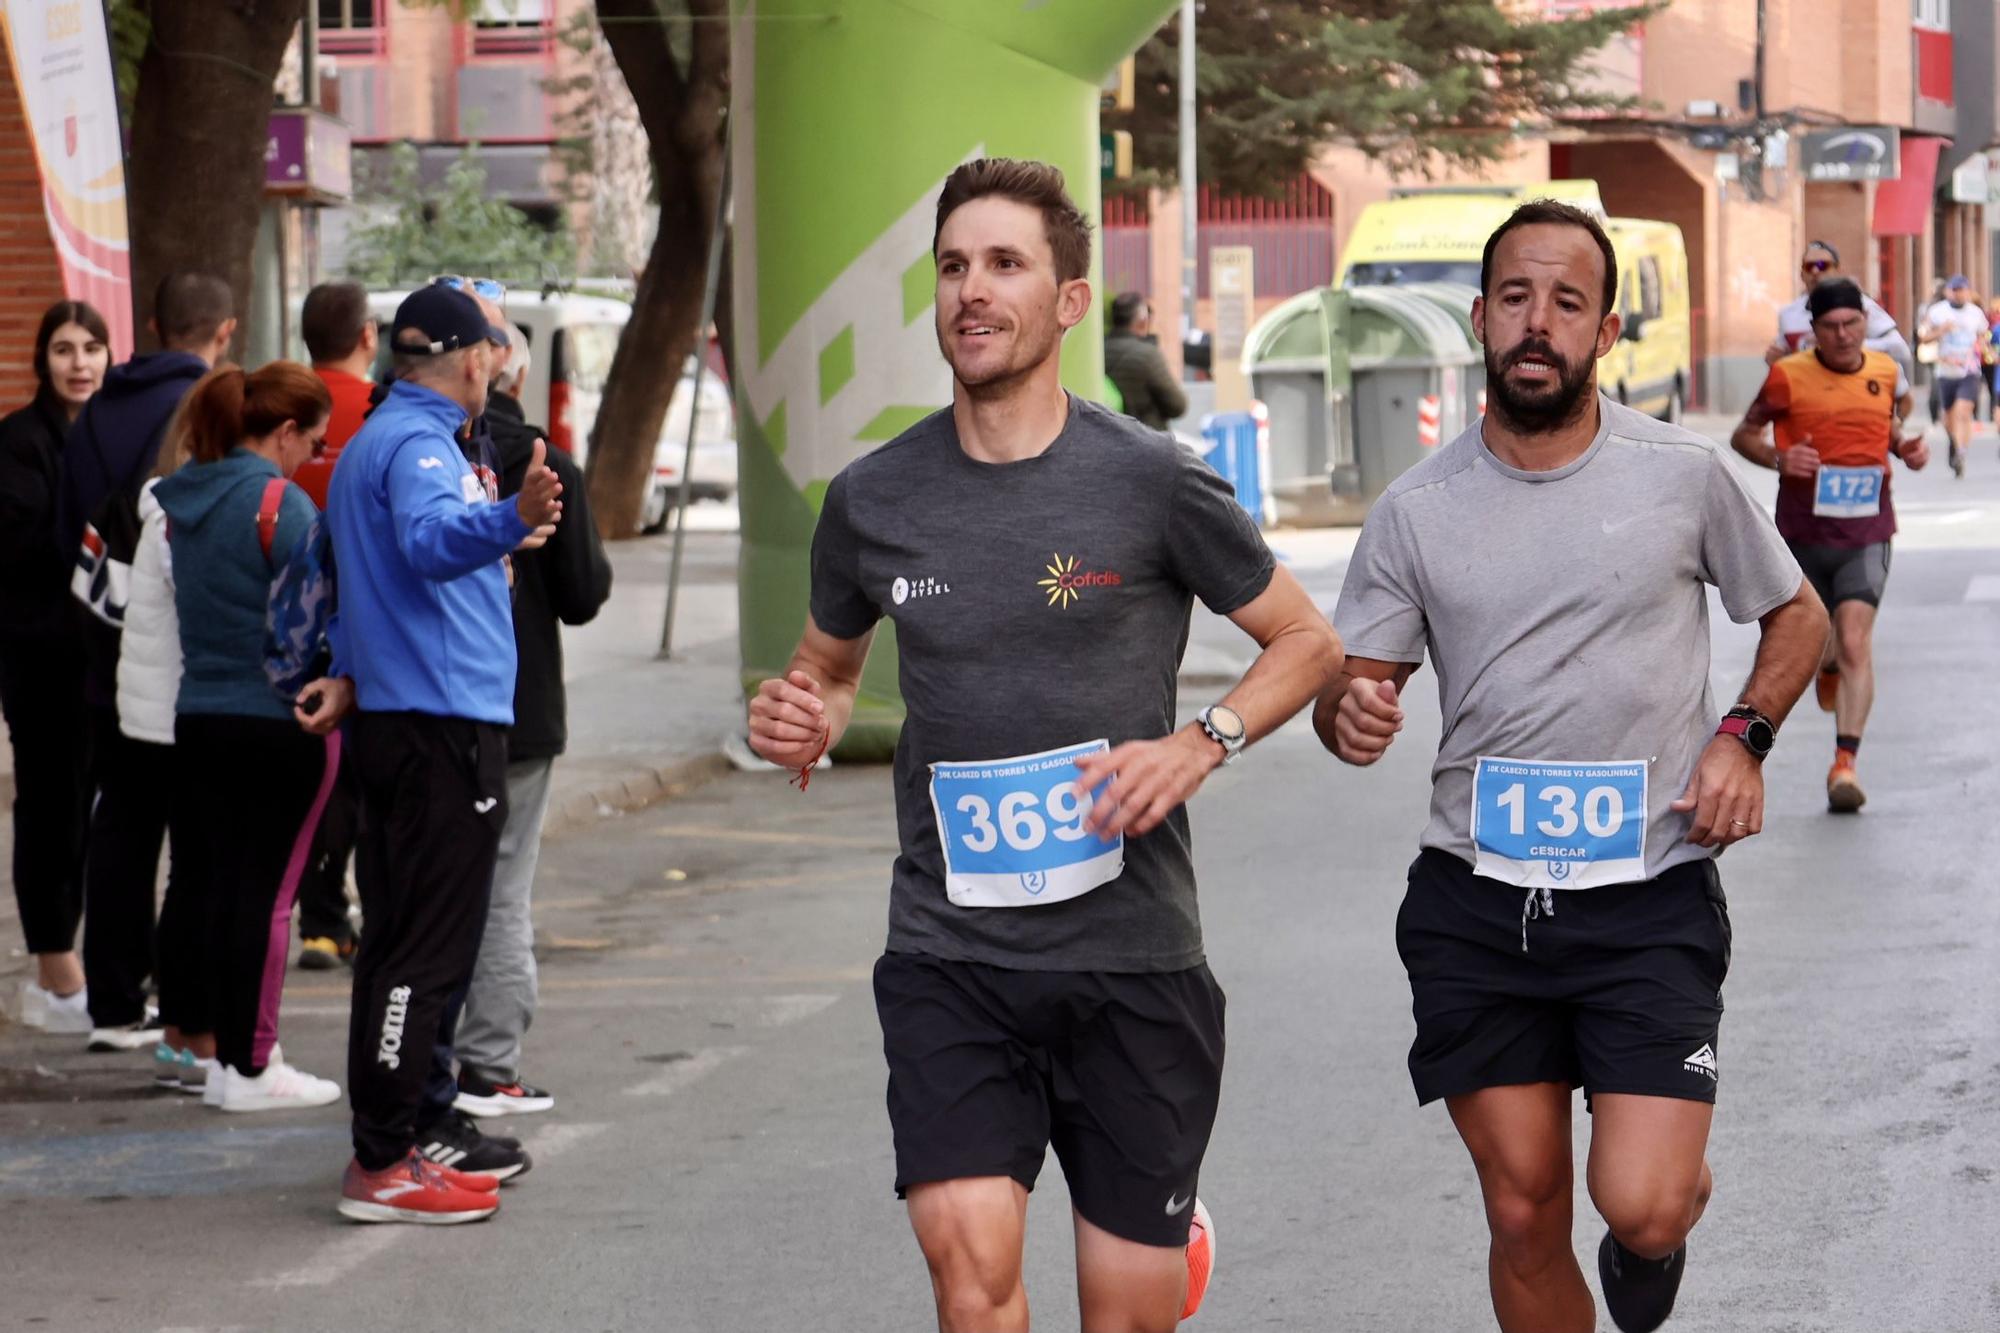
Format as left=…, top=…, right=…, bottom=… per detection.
left=1873, top=135, right=1948, bottom=237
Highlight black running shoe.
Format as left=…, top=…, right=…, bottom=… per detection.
left=1598, top=1231, right=1685, bottom=1332
left=455, top=1067, right=556, bottom=1117
left=414, top=1110, right=532, bottom=1182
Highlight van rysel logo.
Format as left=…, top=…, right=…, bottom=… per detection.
left=892, top=575, right=950, bottom=606
left=1037, top=553, right=1123, bottom=609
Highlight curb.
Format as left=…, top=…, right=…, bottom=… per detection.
left=540, top=749, right=734, bottom=840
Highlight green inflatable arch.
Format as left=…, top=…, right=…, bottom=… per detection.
left=729, top=0, right=1177, bottom=757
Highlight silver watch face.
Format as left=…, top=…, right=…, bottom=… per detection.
left=1206, top=706, right=1246, bottom=743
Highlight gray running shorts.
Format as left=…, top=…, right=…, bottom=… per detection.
left=1789, top=540, right=1891, bottom=610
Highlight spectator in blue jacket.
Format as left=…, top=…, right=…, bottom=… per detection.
left=153, top=362, right=342, bottom=1112
left=309, top=285, right=564, bottom=1225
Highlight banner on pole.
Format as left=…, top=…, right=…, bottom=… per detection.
left=1, top=0, right=133, bottom=358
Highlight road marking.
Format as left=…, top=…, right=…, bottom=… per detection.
left=649, top=823, right=889, bottom=848
left=1965, top=575, right=2000, bottom=602
left=250, top=1229, right=400, bottom=1290
left=516, top=1120, right=609, bottom=1162
left=748, top=993, right=840, bottom=1026
left=625, top=1045, right=748, bottom=1097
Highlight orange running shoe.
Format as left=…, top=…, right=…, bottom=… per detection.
left=337, top=1150, right=500, bottom=1224
left=1827, top=760, right=1866, bottom=813
left=1181, top=1198, right=1215, bottom=1321
left=1815, top=666, right=1839, bottom=713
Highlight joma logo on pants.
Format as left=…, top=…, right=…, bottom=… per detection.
left=377, top=985, right=412, bottom=1069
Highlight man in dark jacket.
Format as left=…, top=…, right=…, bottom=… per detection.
left=1103, top=291, right=1189, bottom=433
left=450, top=315, right=612, bottom=1116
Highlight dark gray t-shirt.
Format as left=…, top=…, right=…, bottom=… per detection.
left=1334, top=398, right=1803, bottom=886
left=810, top=397, right=1275, bottom=972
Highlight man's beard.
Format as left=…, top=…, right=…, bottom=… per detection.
left=939, top=315, right=1062, bottom=397
left=1484, top=337, right=1596, bottom=433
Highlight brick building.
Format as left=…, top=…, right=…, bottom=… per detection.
left=0, top=24, right=76, bottom=412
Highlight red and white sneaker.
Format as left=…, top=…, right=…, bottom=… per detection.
left=337, top=1150, right=500, bottom=1224
left=1181, top=1197, right=1216, bottom=1320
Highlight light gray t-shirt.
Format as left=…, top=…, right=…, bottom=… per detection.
left=1334, top=398, right=1803, bottom=885
left=811, top=396, right=1275, bottom=971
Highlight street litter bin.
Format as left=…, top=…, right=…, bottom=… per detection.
left=1199, top=409, right=1272, bottom=527
left=1394, top=281, right=1487, bottom=420
left=1243, top=287, right=1352, bottom=524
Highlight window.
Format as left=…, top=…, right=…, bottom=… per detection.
left=475, top=0, right=550, bottom=26
left=318, top=0, right=378, bottom=29
left=1638, top=258, right=1663, bottom=321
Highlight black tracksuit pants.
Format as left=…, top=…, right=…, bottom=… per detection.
left=81, top=709, right=172, bottom=1027
left=177, top=714, right=338, bottom=1076
left=0, top=633, right=90, bottom=957
left=296, top=760, right=358, bottom=944
left=347, top=712, right=505, bottom=1171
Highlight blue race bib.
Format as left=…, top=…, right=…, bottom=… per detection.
left=1471, top=757, right=1648, bottom=890
left=1813, top=464, right=1883, bottom=519
left=929, top=740, right=1123, bottom=908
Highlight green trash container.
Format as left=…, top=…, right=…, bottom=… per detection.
left=1394, top=281, right=1486, bottom=424
left=1346, top=286, right=1479, bottom=503
left=1243, top=287, right=1356, bottom=525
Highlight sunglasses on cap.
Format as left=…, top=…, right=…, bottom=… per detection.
left=432, top=274, right=508, bottom=303
left=1802, top=259, right=1834, bottom=274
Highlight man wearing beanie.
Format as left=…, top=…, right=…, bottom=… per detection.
left=1730, top=279, right=1929, bottom=813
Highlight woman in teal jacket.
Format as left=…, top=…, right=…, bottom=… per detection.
left=153, top=363, right=341, bottom=1113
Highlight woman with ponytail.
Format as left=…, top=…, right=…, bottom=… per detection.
left=153, top=362, right=342, bottom=1111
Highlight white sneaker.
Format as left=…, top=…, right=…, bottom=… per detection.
left=214, top=1060, right=341, bottom=1112
left=90, top=1020, right=166, bottom=1052
left=201, top=1057, right=226, bottom=1106
left=38, top=986, right=92, bottom=1034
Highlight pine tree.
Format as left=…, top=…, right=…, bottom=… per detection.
left=1110, top=0, right=1665, bottom=197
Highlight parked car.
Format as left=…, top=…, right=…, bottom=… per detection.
left=641, top=362, right=738, bottom=532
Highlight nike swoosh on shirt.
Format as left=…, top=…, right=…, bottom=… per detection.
left=1601, top=515, right=1644, bottom=535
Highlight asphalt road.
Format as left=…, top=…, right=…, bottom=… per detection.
left=2, top=435, right=1997, bottom=1332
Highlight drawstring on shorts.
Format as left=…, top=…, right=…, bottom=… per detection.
left=1520, top=885, right=1555, bottom=952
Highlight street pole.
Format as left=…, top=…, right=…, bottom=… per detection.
left=659, top=114, right=734, bottom=660
left=1179, top=0, right=1197, bottom=352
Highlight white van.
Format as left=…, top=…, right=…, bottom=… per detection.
left=360, top=290, right=736, bottom=504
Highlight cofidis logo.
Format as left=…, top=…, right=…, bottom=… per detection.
left=1037, top=552, right=1122, bottom=609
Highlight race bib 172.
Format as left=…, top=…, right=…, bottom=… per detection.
left=1813, top=464, right=1883, bottom=519
left=1470, top=757, right=1648, bottom=890
left=929, top=740, right=1123, bottom=909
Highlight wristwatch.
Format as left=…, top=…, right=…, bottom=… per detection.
left=1716, top=705, right=1776, bottom=760
left=1195, top=705, right=1247, bottom=766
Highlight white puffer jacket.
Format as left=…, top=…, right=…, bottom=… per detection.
left=116, top=479, right=182, bottom=745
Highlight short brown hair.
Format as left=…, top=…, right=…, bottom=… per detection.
left=933, top=158, right=1092, bottom=284
left=302, top=281, right=372, bottom=363
left=154, top=271, right=235, bottom=350
left=1480, top=200, right=1618, bottom=318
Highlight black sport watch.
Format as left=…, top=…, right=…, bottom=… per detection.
left=1717, top=705, right=1776, bottom=760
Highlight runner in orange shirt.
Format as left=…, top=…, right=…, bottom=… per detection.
left=1731, top=279, right=1929, bottom=812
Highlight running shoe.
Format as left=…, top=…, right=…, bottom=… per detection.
left=214, top=1059, right=342, bottom=1112
left=1950, top=441, right=1966, bottom=477
left=337, top=1150, right=500, bottom=1225
left=1814, top=665, right=1839, bottom=713
left=454, top=1067, right=556, bottom=1117
left=1597, top=1231, right=1685, bottom=1333
left=154, top=1045, right=217, bottom=1095
left=414, top=1110, right=532, bottom=1181
left=90, top=1019, right=165, bottom=1052
left=1181, top=1197, right=1215, bottom=1321
left=297, top=936, right=356, bottom=971
left=27, top=984, right=92, bottom=1034
left=1827, top=760, right=1867, bottom=813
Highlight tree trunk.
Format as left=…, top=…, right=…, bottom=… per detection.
left=585, top=0, right=728, bottom=540
left=126, top=0, right=303, bottom=355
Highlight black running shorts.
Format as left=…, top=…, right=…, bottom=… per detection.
left=1789, top=540, right=1891, bottom=610
left=872, top=951, right=1224, bottom=1248
left=1395, top=850, right=1731, bottom=1108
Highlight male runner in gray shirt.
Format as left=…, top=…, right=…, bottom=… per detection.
left=748, top=159, right=1340, bottom=1332
left=1318, top=201, right=1828, bottom=1333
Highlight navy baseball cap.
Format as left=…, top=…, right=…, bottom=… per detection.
left=390, top=285, right=508, bottom=356
left=1948, top=274, right=1972, bottom=290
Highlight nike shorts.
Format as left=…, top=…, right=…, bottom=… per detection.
left=1395, top=850, right=1730, bottom=1108
left=1790, top=540, right=1891, bottom=610
left=1938, top=373, right=1983, bottom=409
left=872, top=952, right=1224, bottom=1247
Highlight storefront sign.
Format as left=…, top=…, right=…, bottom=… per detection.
left=1802, top=126, right=1902, bottom=182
